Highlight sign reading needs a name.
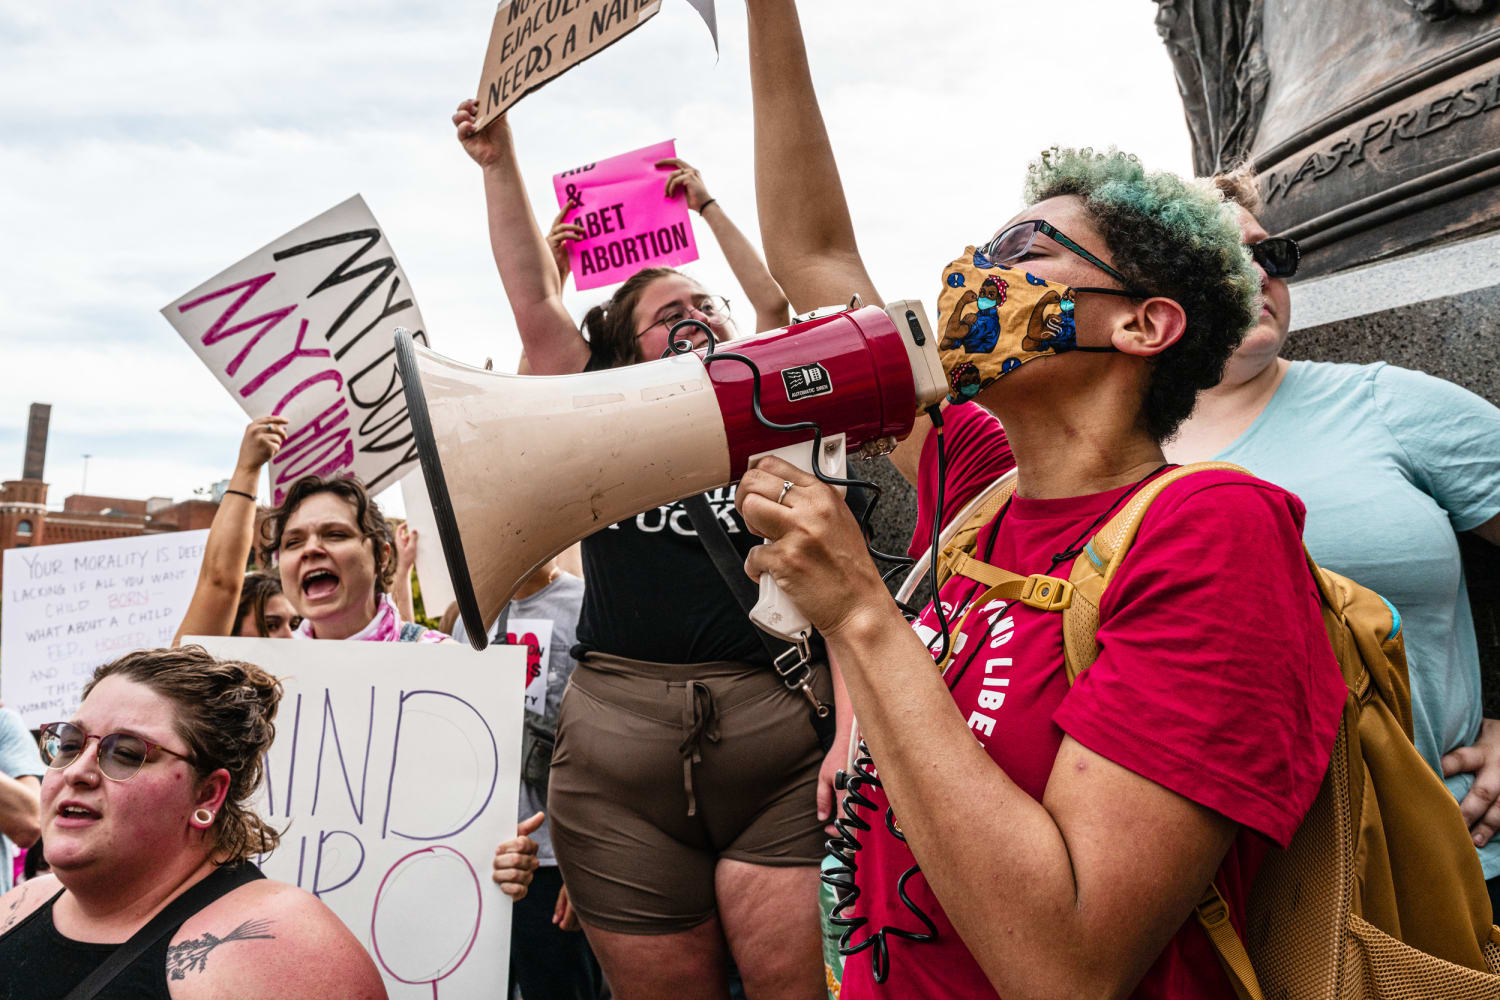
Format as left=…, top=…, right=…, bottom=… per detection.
left=474, top=0, right=662, bottom=131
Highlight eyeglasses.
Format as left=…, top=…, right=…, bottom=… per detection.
left=1245, top=237, right=1300, bottom=278
left=39, top=721, right=196, bottom=782
left=636, top=295, right=731, bottom=340
left=979, top=220, right=1147, bottom=296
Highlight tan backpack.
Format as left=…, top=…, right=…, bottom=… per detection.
left=932, top=462, right=1500, bottom=999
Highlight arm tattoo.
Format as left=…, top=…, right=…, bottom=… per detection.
left=1, top=885, right=30, bottom=933
left=165, top=920, right=276, bottom=979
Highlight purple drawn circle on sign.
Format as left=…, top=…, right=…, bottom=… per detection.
left=370, top=845, right=483, bottom=992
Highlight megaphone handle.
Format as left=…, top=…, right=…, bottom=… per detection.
left=751, top=565, right=815, bottom=644
left=747, top=435, right=847, bottom=644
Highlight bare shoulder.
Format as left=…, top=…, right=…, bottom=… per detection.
left=0, top=875, right=61, bottom=934
left=167, top=878, right=386, bottom=1000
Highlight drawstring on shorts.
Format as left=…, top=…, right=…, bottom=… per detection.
left=677, top=679, right=721, bottom=816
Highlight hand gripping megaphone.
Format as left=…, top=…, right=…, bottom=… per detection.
left=394, top=300, right=948, bottom=650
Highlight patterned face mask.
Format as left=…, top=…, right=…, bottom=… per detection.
left=936, top=246, right=1131, bottom=402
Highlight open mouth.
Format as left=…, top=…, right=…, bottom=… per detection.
left=56, top=803, right=100, bottom=823
left=301, top=568, right=341, bottom=601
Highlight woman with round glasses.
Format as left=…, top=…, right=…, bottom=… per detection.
left=450, top=103, right=844, bottom=999
left=728, top=3, right=1349, bottom=997
left=0, top=646, right=387, bottom=998
left=1170, top=168, right=1500, bottom=909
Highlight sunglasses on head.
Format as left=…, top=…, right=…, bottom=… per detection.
left=39, top=721, right=195, bottom=782
left=1246, top=237, right=1300, bottom=278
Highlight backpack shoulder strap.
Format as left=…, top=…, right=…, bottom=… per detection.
left=935, top=477, right=1020, bottom=591
left=1195, top=885, right=1265, bottom=1000
left=1059, top=462, right=1251, bottom=681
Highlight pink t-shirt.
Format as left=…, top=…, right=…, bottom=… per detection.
left=906, top=403, right=1015, bottom=559
left=841, top=465, right=1346, bottom=999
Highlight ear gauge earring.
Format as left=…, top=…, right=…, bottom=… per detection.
left=193, top=808, right=215, bottom=827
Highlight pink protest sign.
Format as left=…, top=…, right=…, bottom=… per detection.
left=552, top=139, right=699, bottom=291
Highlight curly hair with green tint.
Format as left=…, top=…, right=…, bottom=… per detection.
left=1023, top=147, right=1259, bottom=441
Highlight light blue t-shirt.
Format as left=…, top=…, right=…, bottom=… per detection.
left=0, top=707, right=45, bottom=893
left=1216, top=361, right=1500, bottom=875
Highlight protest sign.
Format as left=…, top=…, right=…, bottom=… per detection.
left=162, top=195, right=427, bottom=504
left=552, top=139, right=700, bottom=290
left=475, top=0, right=663, bottom=130
left=398, top=470, right=456, bottom=618
left=195, top=636, right=526, bottom=1000
left=1, top=530, right=209, bottom=726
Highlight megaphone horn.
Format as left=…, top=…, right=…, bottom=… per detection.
left=395, top=300, right=947, bottom=650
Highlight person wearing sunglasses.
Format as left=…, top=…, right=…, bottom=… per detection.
left=1170, top=168, right=1500, bottom=911
left=733, top=3, right=1348, bottom=998
left=0, top=646, right=388, bottom=998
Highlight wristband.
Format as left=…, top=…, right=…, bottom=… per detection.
left=696, top=198, right=717, bottom=215
left=222, top=488, right=257, bottom=502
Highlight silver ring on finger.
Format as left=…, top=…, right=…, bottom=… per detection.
left=777, top=481, right=794, bottom=506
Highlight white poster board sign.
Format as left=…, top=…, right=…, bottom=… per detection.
left=162, top=195, right=427, bottom=504
left=195, top=636, right=525, bottom=1000
left=1, top=530, right=209, bottom=726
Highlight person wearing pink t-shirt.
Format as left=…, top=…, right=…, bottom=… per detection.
left=735, top=4, right=1345, bottom=997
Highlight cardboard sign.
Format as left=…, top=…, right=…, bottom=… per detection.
left=1, top=531, right=209, bottom=726
left=475, top=0, right=663, bottom=130
left=162, top=195, right=427, bottom=503
left=195, top=636, right=525, bottom=1000
left=552, top=139, right=699, bottom=290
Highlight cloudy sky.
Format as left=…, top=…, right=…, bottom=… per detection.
left=0, top=0, right=1192, bottom=514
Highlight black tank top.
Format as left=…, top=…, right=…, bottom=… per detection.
left=0, top=863, right=263, bottom=1000
left=575, top=486, right=771, bottom=666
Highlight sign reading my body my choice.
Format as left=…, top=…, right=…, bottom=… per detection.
left=1, top=531, right=209, bottom=726
left=552, top=139, right=700, bottom=290
left=161, top=195, right=428, bottom=504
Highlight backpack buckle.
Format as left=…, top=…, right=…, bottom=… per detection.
left=1195, top=892, right=1230, bottom=928
left=1020, top=575, right=1073, bottom=611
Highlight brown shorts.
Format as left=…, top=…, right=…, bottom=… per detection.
left=547, top=651, right=831, bottom=935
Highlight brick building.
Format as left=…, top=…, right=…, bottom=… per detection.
left=0, top=404, right=219, bottom=591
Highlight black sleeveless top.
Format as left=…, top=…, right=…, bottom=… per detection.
left=0, top=863, right=263, bottom=1000
left=575, top=485, right=771, bottom=666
